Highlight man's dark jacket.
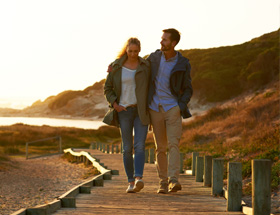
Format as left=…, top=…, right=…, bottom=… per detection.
left=147, top=50, right=193, bottom=118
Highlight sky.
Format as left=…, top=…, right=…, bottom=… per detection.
left=0, top=0, right=279, bottom=109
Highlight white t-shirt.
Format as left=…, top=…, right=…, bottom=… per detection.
left=119, top=66, right=137, bottom=107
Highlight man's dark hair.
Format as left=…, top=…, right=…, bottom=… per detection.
left=163, top=28, right=181, bottom=45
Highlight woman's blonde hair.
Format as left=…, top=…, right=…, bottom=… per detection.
left=117, top=37, right=141, bottom=59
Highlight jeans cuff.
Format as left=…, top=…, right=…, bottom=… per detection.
left=128, top=178, right=135, bottom=182
left=134, top=174, right=143, bottom=178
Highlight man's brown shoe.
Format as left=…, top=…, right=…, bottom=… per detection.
left=168, top=181, right=182, bottom=192
left=157, top=183, right=168, bottom=194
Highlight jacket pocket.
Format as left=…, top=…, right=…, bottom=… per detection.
left=103, top=108, right=119, bottom=127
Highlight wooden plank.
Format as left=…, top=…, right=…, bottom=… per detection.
left=52, top=149, right=244, bottom=215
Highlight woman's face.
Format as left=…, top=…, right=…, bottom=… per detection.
left=126, top=44, right=140, bottom=60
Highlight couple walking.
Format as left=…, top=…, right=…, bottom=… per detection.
left=103, top=28, right=193, bottom=194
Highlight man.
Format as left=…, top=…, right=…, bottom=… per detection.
left=147, top=28, right=193, bottom=194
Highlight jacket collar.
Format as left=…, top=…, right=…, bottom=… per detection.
left=149, top=49, right=189, bottom=74
left=151, top=49, right=186, bottom=61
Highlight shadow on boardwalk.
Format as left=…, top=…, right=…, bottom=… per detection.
left=53, top=149, right=243, bottom=215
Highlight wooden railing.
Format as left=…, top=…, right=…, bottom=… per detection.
left=92, top=142, right=185, bottom=174
left=190, top=152, right=273, bottom=215
left=90, top=141, right=121, bottom=154
left=25, top=136, right=62, bottom=159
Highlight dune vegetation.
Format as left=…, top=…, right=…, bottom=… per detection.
left=180, top=29, right=279, bottom=102
left=0, top=124, right=120, bottom=165
left=181, top=82, right=279, bottom=191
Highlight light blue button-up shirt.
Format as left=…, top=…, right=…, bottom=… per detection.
left=149, top=51, right=178, bottom=112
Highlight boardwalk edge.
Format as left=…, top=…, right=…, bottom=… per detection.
left=12, top=148, right=113, bottom=215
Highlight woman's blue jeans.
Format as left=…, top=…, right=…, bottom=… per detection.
left=118, top=107, right=148, bottom=182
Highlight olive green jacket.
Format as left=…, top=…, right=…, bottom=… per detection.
left=103, top=54, right=150, bottom=127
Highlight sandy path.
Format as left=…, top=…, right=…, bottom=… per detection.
left=0, top=154, right=92, bottom=215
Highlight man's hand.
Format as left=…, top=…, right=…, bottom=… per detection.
left=113, top=102, right=127, bottom=112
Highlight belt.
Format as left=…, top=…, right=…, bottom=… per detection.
left=127, top=104, right=137, bottom=108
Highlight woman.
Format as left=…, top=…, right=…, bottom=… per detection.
left=103, top=38, right=150, bottom=193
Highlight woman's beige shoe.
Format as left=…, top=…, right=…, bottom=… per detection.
left=133, top=179, right=144, bottom=192
left=126, top=184, right=135, bottom=193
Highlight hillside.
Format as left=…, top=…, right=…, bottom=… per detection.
left=0, top=29, right=278, bottom=119
left=0, top=80, right=108, bottom=119
left=179, top=29, right=279, bottom=102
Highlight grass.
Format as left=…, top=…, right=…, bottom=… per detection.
left=179, top=82, right=279, bottom=191
left=0, top=152, right=15, bottom=171
left=0, top=124, right=120, bottom=153
left=0, top=124, right=120, bottom=168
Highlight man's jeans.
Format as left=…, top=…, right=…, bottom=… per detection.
left=149, top=105, right=182, bottom=184
left=118, top=107, right=148, bottom=182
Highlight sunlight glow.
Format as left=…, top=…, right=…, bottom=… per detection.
left=0, top=0, right=279, bottom=108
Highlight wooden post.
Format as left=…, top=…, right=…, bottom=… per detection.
left=180, top=153, right=184, bottom=173
left=192, top=152, right=199, bottom=176
left=91, top=142, right=96, bottom=149
left=204, top=155, right=212, bottom=187
left=58, top=136, right=62, bottom=153
left=111, top=145, right=115, bottom=154
left=106, top=145, right=110, bottom=154
left=82, top=156, right=86, bottom=164
left=145, top=149, right=149, bottom=163
left=85, top=157, right=89, bottom=166
left=149, top=148, right=155, bottom=164
left=227, top=162, right=242, bottom=211
left=26, top=142, right=29, bottom=160
left=80, top=186, right=91, bottom=194
left=252, top=159, right=272, bottom=215
left=116, top=145, right=119, bottom=154
left=212, top=158, right=224, bottom=196
left=61, top=197, right=76, bottom=208
left=195, top=156, right=204, bottom=182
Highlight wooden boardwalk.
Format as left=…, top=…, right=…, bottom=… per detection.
left=53, top=149, right=243, bottom=215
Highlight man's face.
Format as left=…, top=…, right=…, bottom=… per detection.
left=160, top=32, right=174, bottom=51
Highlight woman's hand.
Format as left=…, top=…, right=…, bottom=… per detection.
left=113, top=102, right=127, bottom=112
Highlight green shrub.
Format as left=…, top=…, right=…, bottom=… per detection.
left=181, top=29, right=279, bottom=102
left=242, top=161, right=251, bottom=178
left=3, top=146, right=21, bottom=155
left=183, top=107, right=233, bottom=130
left=0, top=153, right=10, bottom=161
left=271, top=161, right=280, bottom=190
